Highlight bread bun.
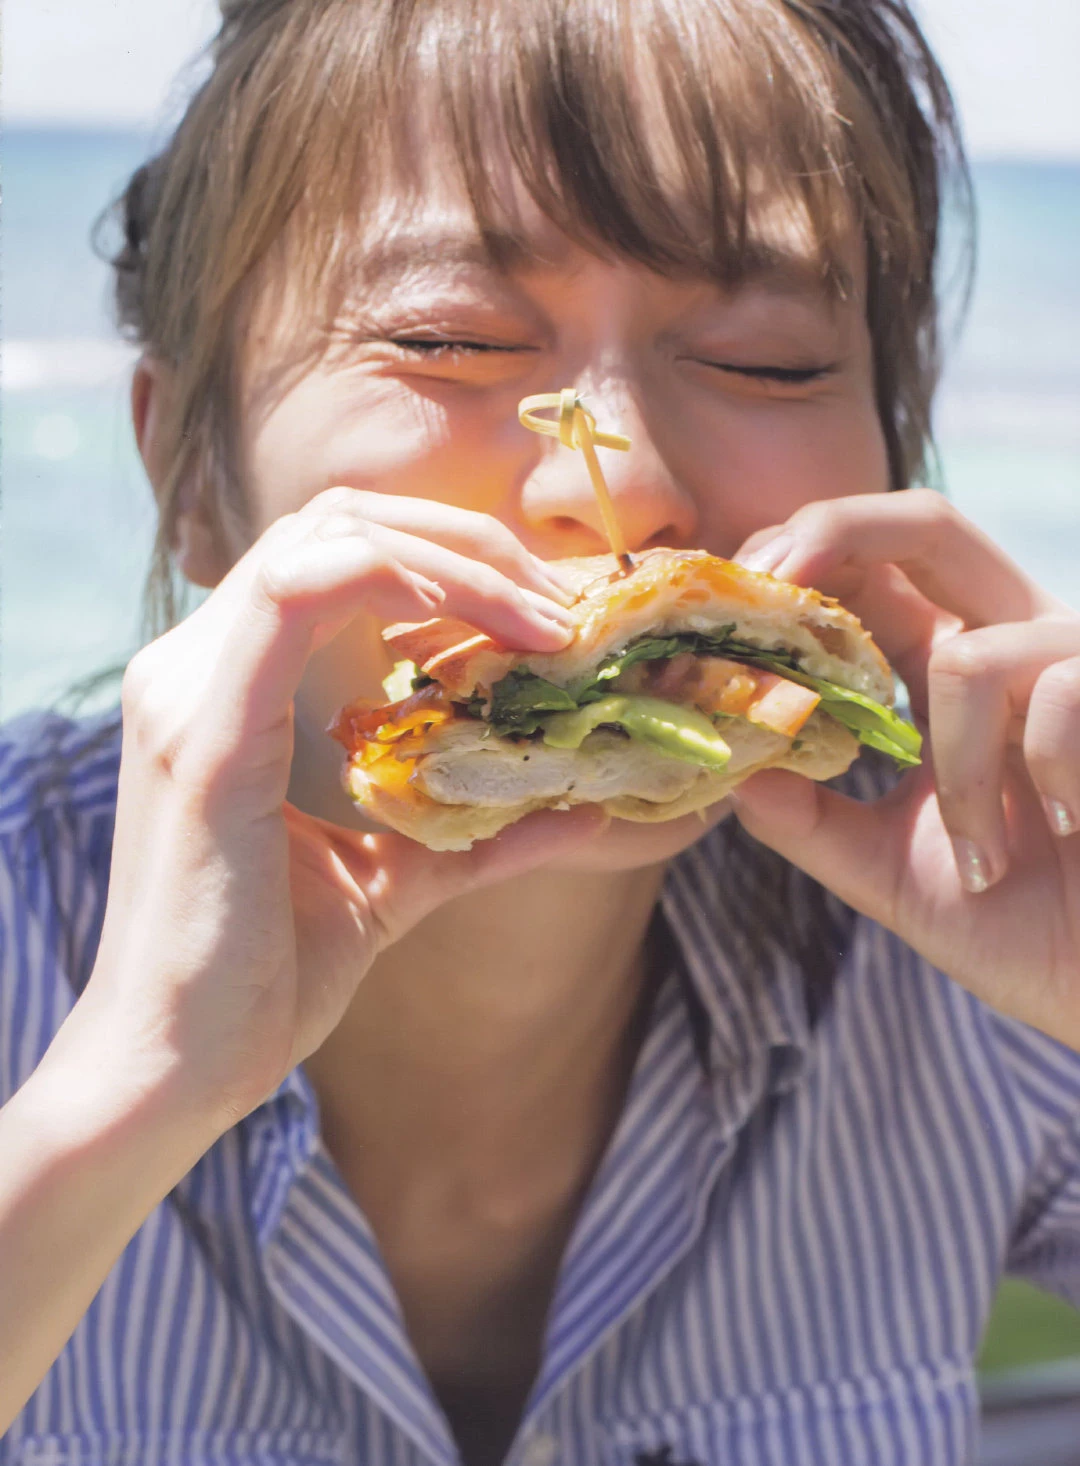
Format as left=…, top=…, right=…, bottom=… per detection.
left=386, top=547, right=892, bottom=704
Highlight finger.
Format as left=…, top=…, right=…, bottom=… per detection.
left=298, top=487, right=575, bottom=605
left=760, top=489, right=1063, bottom=629
left=210, top=519, right=578, bottom=750
left=354, top=520, right=577, bottom=643
left=928, top=621, right=1080, bottom=886
left=728, top=767, right=907, bottom=928
left=812, top=562, right=949, bottom=721
left=733, top=524, right=788, bottom=572
left=1024, top=653, right=1080, bottom=838
left=928, top=630, right=1010, bottom=891
left=200, top=536, right=447, bottom=758
left=289, top=510, right=576, bottom=641
left=331, top=804, right=612, bottom=948
left=736, top=526, right=952, bottom=719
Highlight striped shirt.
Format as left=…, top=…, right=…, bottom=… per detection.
left=2, top=706, right=1079, bottom=1466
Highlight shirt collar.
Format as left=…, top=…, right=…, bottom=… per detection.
left=661, top=808, right=854, bottom=1101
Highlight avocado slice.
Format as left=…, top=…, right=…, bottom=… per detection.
left=541, top=694, right=732, bottom=771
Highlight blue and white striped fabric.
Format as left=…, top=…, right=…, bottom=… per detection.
left=2, top=707, right=1080, bottom=1466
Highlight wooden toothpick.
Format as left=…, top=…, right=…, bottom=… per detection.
left=518, top=389, right=634, bottom=575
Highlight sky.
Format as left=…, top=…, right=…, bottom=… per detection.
left=4, top=0, right=1080, bottom=160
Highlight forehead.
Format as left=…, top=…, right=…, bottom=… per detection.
left=334, top=173, right=860, bottom=307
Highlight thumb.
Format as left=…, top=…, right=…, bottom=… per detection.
left=348, top=804, right=612, bottom=949
left=730, top=768, right=904, bottom=927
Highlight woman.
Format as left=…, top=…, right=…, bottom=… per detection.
left=1, top=1, right=1078, bottom=1463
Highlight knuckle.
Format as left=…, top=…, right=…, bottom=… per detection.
left=908, top=486, right=954, bottom=527
left=786, top=498, right=853, bottom=556
left=932, top=767, right=995, bottom=836
left=257, top=510, right=301, bottom=548
left=306, top=484, right=361, bottom=516
left=251, top=552, right=304, bottom=609
left=472, top=562, right=522, bottom=603
left=308, top=511, right=367, bottom=543
left=929, top=633, right=995, bottom=689
left=1023, top=726, right=1073, bottom=785
left=120, top=661, right=192, bottom=782
left=480, top=514, right=518, bottom=553
left=788, top=500, right=832, bottom=537
left=120, top=648, right=156, bottom=711
left=1035, top=660, right=1080, bottom=718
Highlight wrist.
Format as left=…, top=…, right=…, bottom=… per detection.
left=29, top=1008, right=231, bottom=1184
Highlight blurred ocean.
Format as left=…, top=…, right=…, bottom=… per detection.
left=1, top=128, right=1078, bottom=717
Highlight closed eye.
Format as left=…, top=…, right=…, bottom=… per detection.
left=389, top=337, right=528, bottom=357
left=703, top=361, right=837, bottom=383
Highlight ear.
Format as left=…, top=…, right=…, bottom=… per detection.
left=132, top=355, right=229, bottom=589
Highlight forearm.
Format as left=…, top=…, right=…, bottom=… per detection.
left=0, top=1027, right=224, bottom=1431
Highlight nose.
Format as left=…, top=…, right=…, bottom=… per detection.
left=518, top=385, right=699, bottom=556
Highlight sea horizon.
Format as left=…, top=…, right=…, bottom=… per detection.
left=2, top=129, right=1077, bottom=717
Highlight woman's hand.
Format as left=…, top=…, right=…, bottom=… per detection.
left=59, top=488, right=605, bottom=1135
left=734, top=489, right=1080, bottom=1049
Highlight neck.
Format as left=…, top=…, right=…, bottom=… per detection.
left=305, top=859, right=666, bottom=1199
left=294, top=721, right=669, bottom=1440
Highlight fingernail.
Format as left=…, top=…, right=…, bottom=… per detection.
left=952, top=837, right=993, bottom=894
left=521, top=587, right=577, bottom=625
left=407, top=571, right=445, bottom=605
left=535, top=616, right=575, bottom=643
left=736, top=532, right=794, bottom=575
left=1043, top=797, right=1077, bottom=837
left=532, top=563, right=576, bottom=606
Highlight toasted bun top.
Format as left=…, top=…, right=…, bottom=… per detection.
left=384, top=547, right=893, bottom=705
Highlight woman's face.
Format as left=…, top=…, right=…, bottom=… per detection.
left=212, top=169, right=889, bottom=864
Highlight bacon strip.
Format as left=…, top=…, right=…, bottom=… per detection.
left=328, top=682, right=457, bottom=754
left=382, top=618, right=516, bottom=698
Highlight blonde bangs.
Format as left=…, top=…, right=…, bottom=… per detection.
left=267, top=0, right=903, bottom=301
left=106, top=0, right=968, bottom=636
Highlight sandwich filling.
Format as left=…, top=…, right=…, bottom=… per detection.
left=334, top=626, right=921, bottom=794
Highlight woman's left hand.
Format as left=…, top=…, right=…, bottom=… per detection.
left=733, top=489, right=1080, bottom=1050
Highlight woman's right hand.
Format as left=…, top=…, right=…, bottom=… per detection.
left=54, top=488, right=605, bottom=1137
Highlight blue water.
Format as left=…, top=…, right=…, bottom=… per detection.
left=2, top=129, right=1078, bottom=715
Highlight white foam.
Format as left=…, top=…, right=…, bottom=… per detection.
left=2, top=338, right=139, bottom=392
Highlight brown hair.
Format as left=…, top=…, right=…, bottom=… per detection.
left=103, top=0, right=971, bottom=640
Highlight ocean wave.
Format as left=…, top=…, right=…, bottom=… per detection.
left=2, top=338, right=139, bottom=392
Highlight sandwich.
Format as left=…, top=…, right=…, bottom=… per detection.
left=329, top=548, right=921, bottom=851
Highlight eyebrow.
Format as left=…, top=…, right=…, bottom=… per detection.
left=347, top=225, right=849, bottom=302
left=351, top=227, right=555, bottom=287
left=729, top=240, right=853, bottom=301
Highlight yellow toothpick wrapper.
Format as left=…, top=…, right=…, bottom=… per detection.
left=518, top=389, right=634, bottom=574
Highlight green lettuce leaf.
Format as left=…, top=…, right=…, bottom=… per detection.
left=789, top=673, right=922, bottom=766
left=485, top=668, right=577, bottom=736
left=473, top=627, right=921, bottom=768
left=717, top=650, right=922, bottom=766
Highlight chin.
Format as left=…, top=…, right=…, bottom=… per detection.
left=546, top=798, right=737, bottom=873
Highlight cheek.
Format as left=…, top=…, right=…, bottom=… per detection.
left=242, top=368, right=530, bottom=535
left=684, top=395, right=890, bottom=556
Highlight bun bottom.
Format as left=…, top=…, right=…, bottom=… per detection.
left=344, top=712, right=859, bottom=851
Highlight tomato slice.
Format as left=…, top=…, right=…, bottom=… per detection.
left=631, top=655, right=820, bottom=738
left=740, top=673, right=821, bottom=737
